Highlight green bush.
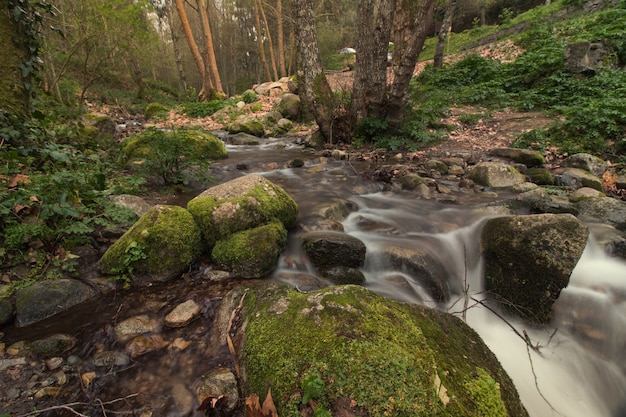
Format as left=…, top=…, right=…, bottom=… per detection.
left=181, top=98, right=237, bottom=118
left=242, top=91, right=259, bottom=104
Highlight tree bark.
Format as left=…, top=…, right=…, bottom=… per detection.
left=258, top=0, right=279, bottom=80
left=165, top=0, right=188, bottom=95
left=197, top=0, right=223, bottom=95
left=352, top=0, right=397, bottom=123
left=0, top=0, right=29, bottom=119
left=434, top=0, right=456, bottom=70
left=386, top=0, right=435, bottom=131
left=276, top=0, right=286, bottom=77
left=253, top=0, right=272, bottom=82
left=294, top=0, right=334, bottom=141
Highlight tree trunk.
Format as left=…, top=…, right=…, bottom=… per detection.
left=434, top=0, right=456, bottom=70
left=197, top=0, right=223, bottom=95
left=174, top=0, right=211, bottom=100
left=258, top=0, right=279, bottom=80
left=253, top=0, right=272, bottom=81
left=276, top=0, right=287, bottom=77
left=386, top=0, right=435, bottom=131
left=352, top=0, right=397, bottom=123
left=294, top=0, right=334, bottom=141
left=0, top=0, right=29, bottom=120
left=165, top=0, right=188, bottom=95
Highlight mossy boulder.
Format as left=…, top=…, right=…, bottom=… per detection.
left=145, top=102, right=169, bottom=120
left=231, top=283, right=528, bottom=417
left=561, top=153, right=607, bottom=177
left=119, top=127, right=227, bottom=167
left=99, top=205, right=203, bottom=284
left=525, top=167, right=554, bottom=185
left=558, top=168, right=603, bottom=191
left=481, top=213, right=588, bottom=324
left=211, top=221, right=288, bottom=278
left=275, top=92, right=302, bottom=121
left=396, top=173, right=425, bottom=190
left=469, top=162, right=525, bottom=188
left=227, top=115, right=265, bottom=137
left=489, top=148, right=546, bottom=167
left=187, top=174, right=298, bottom=249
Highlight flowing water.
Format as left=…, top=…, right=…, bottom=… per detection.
left=5, top=138, right=626, bottom=416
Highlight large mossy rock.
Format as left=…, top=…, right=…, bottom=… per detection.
left=99, top=205, right=203, bottom=284
left=481, top=214, right=588, bottom=324
left=14, top=279, right=96, bottom=327
left=469, top=162, right=525, bottom=188
left=226, top=115, right=265, bottom=137
left=187, top=175, right=298, bottom=248
left=119, top=127, right=227, bottom=165
left=211, top=221, right=288, bottom=278
left=231, top=283, right=528, bottom=417
left=489, top=148, right=546, bottom=167
left=275, top=92, right=302, bottom=121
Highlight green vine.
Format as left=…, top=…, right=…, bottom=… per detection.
left=7, top=0, right=54, bottom=98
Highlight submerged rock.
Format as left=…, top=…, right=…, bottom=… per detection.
left=481, top=213, right=588, bottom=324
left=299, top=231, right=366, bottom=269
left=228, top=283, right=528, bottom=417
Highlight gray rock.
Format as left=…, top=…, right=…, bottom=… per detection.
left=114, top=314, right=162, bottom=343
left=92, top=351, right=130, bottom=367
left=569, top=187, right=606, bottom=202
left=15, top=279, right=96, bottom=327
left=396, top=173, right=425, bottom=191
left=481, top=213, right=589, bottom=324
left=224, top=132, right=261, bottom=145
left=0, top=298, right=14, bottom=325
left=469, top=162, right=525, bottom=188
left=557, top=167, right=603, bottom=191
left=275, top=92, right=302, bottom=121
left=300, top=231, right=366, bottom=269
left=576, top=197, right=626, bottom=231
left=197, top=368, right=239, bottom=412
left=565, top=41, right=614, bottom=74
left=488, top=148, right=545, bottom=167
left=107, top=194, right=151, bottom=217
left=318, top=266, right=366, bottom=285
left=315, top=197, right=359, bottom=222
left=561, top=153, right=608, bottom=177
left=30, top=334, right=76, bottom=356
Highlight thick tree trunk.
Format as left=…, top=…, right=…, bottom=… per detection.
left=197, top=0, right=223, bottom=95
left=352, top=0, right=397, bottom=123
left=0, top=0, right=29, bottom=119
left=386, top=0, right=435, bottom=131
left=294, top=0, right=334, bottom=141
left=433, top=0, right=456, bottom=70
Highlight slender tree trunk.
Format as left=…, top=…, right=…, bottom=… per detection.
left=197, top=0, right=223, bottom=95
left=434, top=0, right=456, bottom=70
left=352, top=0, right=397, bottom=123
left=258, top=0, right=279, bottom=80
left=253, top=0, right=272, bottom=81
left=174, top=0, right=211, bottom=100
left=166, top=0, right=188, bottom=94
left=276, top=0, right=286, bottom=77
left=386, top=0, right=435, bottom=131
left=294, top=0, right=334, bottom=140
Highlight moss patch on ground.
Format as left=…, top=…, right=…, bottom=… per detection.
left=239, top=284, right=527, bottom=417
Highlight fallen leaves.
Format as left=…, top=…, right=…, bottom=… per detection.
left=245, top=389, right=279, bottom=417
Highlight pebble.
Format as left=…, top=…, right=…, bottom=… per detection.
left=165, top=300, right=201, bottom=327
left=114, top=315, right=161, bottom=343
left=46, top=357, right=64, bottom=370
left=125, top=334, right=167, bottom=358
left=92, top=351, right=130, bottom=367
left=0, top=357, right=27, bottom=370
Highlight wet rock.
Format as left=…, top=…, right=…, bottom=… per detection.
left=30, top=334, right=76, bottom=356
left=315, top=198, right=359, bottom=222
left=225, top=132, right=261, bottom=145
left=125, top=334, right=167, bottom=358
left=228, top=115, right=265, bottom=137
left=0, top=298, right=14, bottom=324
left=561, top=153, right=608, bottom=177
left=212, top=221, right=288, bottom=278
left=233, top=283, right=528, bottom=417
left=274, top=271, right=331, bottom=292
left=107, top=194, right=151, bottom=217
left=164, top=300, right=201, bottom=327
left=115, top=314, right=162, bottom=343
left=0, top=357, right=27, bottom=371
left=576, top=196, right=626, bottom=231
left=318, top=266, right=366, bottom=285
left=92, top=351, right=130, bottom=367
left=382, top=244, right=449, bottom=302
left=300, top=231, right=366, bottom=269
left=557, top=167, right=603, bottom=191
left=188, top=174, right=298, bottom=249
left=99, top=205, right=203, bottom=284
left=197, top=368, right=240, bottom=412
left=489, top=147, right=546, bottom=167
left=587, top=223, right=626, bottom=259
left=525, top=167, right=554, bottom=185
left=569, top=187, right=606, bottom=202
left=15, top=279, right=96, bottom=327
left=469, top=162, right=525, bottom=188
left=395, top=173, right=424, bottom=190
left=45, top=357, right=64, bottom=370
left=171, top=383, right=195, bottom=416
left=427, top=159, right=449, bottom=174
left=481, top=213, right=589, bottom=324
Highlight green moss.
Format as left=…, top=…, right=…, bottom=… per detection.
left=145, top=102, right=169, bottom=119
left=100, top=206, right=203, bottom=282
left=211, top=221, right=287, bottom=278
left=464, top=368, right=507, bottom=417
left=187, top=182, right=298, bottom=248
left=241, top=285, right=527, bottom=417
left=526, top=167, right=554, bottom=185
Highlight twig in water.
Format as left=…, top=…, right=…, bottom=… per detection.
left=525, top=340, right=564, bottom=416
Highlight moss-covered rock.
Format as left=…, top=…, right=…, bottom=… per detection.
left=489, top=148, right=546, bottom=167
left=525, top=167, right=554, bottom=185
left=145, top=102, right=169, bottom=120
left=232, top=283, right=528, bottom=417
left=275, top=92, right=302, bottom=121
left=481, top=214, right=588, bottom=324
left=99, top=205, right=203, bottom=284
left=396, top=173, right=425, bottom=190
left=187, top=175, right=298, bottom=248
left=227, top=115, right=265, bottom=137
left=211, top=221, right=287, bottom=278
left=469, top=162, right=525, bottom=188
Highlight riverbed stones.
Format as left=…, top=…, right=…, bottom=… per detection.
left=561, top=153, right=608, bottom=177
left=557, top=167, right=603, bottom=191
left=114, top=314, right=162, bottom=343
left=299, top=231, right=366, bottom=269
left=197, top=368, right=239, bottom=412
left=14, top=279, right=96, bottom=327
left=230, top=283, right=528, bottom=417
left=99, top=205, right=203, bottom=284
left=164, top=299, right=201, bottom=327
left=469, top=161, right=525, bottom=188
left=575, top=196, right=626, bottom=230
left=481, top=213, right=589, bottom=324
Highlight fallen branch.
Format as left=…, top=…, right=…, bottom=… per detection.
left=226, top=290, right=248, bottom=378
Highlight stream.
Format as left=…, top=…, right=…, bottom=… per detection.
left=4, top=137, right=626, bottom=416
